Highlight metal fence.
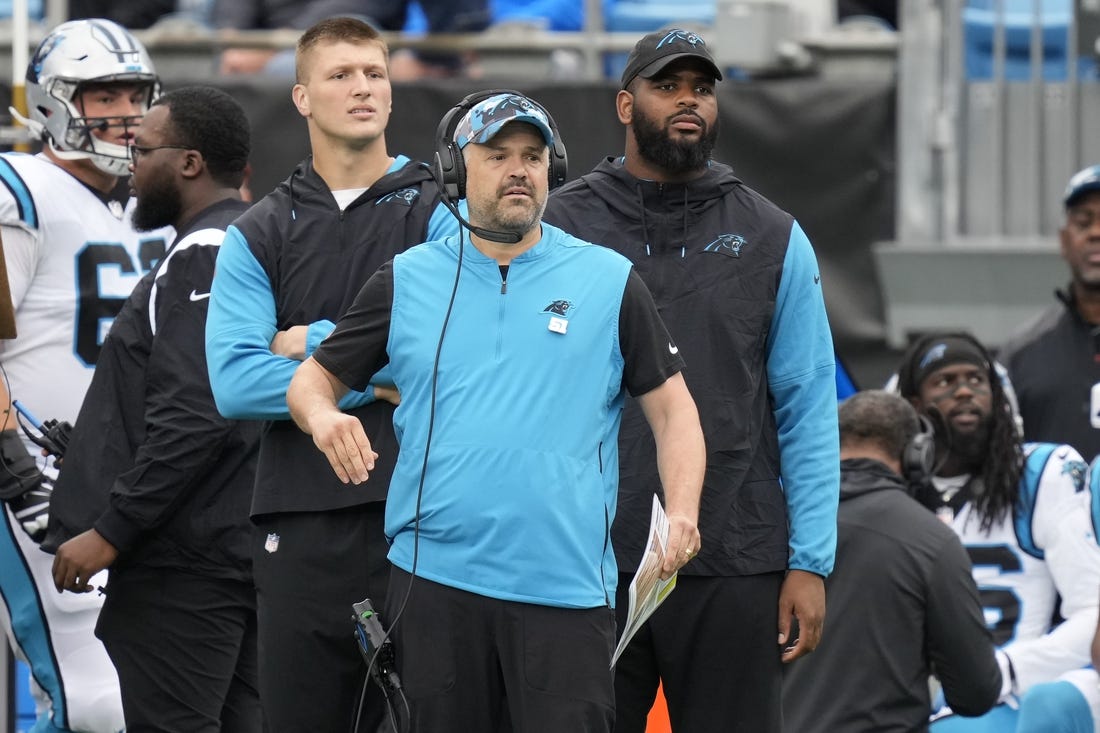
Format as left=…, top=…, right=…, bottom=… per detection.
left=875, top=0, right=1100, bottom=349
left=896, top=0, right=1100, bottom=243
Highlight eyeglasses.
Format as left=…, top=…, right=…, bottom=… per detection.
left=129, top=144, right=193, bottom=162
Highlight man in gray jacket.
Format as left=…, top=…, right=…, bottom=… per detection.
left=783, top=390, right=1001, bottom=732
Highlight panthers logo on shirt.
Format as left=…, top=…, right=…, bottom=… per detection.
left=377, top=188, right=420, bottom=207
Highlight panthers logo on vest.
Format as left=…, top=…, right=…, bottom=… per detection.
left=543, top=299, right=572, bottom=314
left=542, top=299, right=573, bottom=316
left=703, top=234, right=747, bottom=258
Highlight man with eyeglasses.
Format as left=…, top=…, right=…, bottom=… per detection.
left=130, top=142, right=194, bottom=160
left=46, top=85, right=260, bottom=732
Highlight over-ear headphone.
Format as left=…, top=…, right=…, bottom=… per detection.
left=902, top=414, right=936, bottom=486
left=432, top=88, right=568, bottom=201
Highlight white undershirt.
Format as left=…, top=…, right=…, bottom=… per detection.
left=332, top=187, right=368, bottom=211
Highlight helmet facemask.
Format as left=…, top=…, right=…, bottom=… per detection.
left=47, top=77, right=159, bottom=176
left=21, top=19, right=160, bottom=177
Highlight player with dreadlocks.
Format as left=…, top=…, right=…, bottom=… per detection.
left=896, top=331, right=1100, bottom=732
left=897, top=332, right=1023, bottom=532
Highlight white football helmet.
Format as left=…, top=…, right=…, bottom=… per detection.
left=22, top=18, right=159, bottom=176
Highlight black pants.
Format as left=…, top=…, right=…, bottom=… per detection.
left=386, top=566, right=616, bottom=732
left=613, top=572, right=785, bottom=733
left=253, top=504, right=391, bottom=733
left=96, top=568, right=261, bottom=733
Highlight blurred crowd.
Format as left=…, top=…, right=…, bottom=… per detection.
left=1, top=0, right=899, bottom=80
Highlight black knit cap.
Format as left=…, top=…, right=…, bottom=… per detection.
left=897, top=334, right=991, bottom=398
left=620, top=28, right=723, bottom=89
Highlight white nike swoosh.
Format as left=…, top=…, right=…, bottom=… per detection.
left=189, top=290, right=211, bottom=302
left=669, top=343, right=679, bottom=355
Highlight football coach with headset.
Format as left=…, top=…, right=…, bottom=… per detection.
left=286, top=91, right=706, bottom=731
left=782, top=389, right=1001, bottom=732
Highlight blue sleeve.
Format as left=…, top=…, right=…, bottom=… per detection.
left=428, top=198, right=464, bottom=241
left=766, top=221, right=840, bottom=577
left=305, top=319, right=335, bottom=355
left=1091, top=457, right=1100, bottom=547
left=303, top=320, right=377, bottom=406
left=205, top=226, right=373, bottom=419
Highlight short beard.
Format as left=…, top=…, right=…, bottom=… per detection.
left=476, top=179, right=546, bottom=242
left=132, top=175, right=181, bottom=232
left=632, top=108, right=718, bottom=175
left=945, top=416, right=991, bottom=470
left=489, top=205, right=544, bottom=242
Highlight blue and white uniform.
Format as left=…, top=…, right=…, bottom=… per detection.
left=932, top=443, right=1100, bottom=733
left=0, top=152, right=170, bottom=733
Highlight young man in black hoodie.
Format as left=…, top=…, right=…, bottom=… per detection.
left=542, top=27, right=840, bottom=733
left=205, top=16, right=458, bottom=733
left=47, top=85, right=261, bottom=732
left=783, top=389, right=1001, bottom=732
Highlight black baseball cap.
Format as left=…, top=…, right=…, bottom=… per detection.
left=1064, top=164, right=1100, bottom=208
left=620, top=28, right=723, bottom=89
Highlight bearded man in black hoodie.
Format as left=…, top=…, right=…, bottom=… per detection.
left=543, top=27, right=840, bottom=733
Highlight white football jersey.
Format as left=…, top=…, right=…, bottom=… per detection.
left=938, top=443, right=1099, bottom=693
left=0, top=152, right=171, bottom=732
left=0, top=152, right=171, bottom=431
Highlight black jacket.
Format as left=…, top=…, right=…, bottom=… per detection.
left=999, top=288, right=1100, bottom=459
left=545, top=157, right=800, bottom=576
left=224, top=158, right=443, bottom=516
left=783, top=459, right=1001, bottom=732
left=44, top=199, right=259, bottom=580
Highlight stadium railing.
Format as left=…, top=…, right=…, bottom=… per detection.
left=873, top=0, right=1100, bottom=349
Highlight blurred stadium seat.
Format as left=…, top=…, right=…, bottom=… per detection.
left=604, top=0, right=715, bottom=31
left=962, top=0, right=1096, bottom=80
left=602, top=0, right=715, bottom=79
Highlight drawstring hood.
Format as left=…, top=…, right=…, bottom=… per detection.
left=214, top=153, right=446, bottom=516
left=633, top=180, right=691, bottom=258
left=278, top=154, right=434, bottom=231
left=681, top=186, right=688, bottom=258
left=564, top=156, right=739, bottom=260
left=288, top=170, right=297, bottom=221
left=542, top=147, right=814, bottom=580
left=635, top=183, right=650, bottom=256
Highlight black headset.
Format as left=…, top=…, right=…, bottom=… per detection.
left=902, top=414, right=936, bottom=486
left=432, top=88, right=568, bottom=202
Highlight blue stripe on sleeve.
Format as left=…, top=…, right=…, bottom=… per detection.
left=206, top=227, right=386, bottom=418
left=766, top=221, right=840, bottom=576
left=0, top=520, right=66, bottom=726
left=1017, top=443, right=1058, bottom=559
left=428, top=198, right=464, bottom=241
left=0, top=157, right=37, bottom=228
left=1088, top=457, right=1100, bottom=549
left=305, top=319, right=379, bottom=408
left=206, top=225, right=300, bottom=420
